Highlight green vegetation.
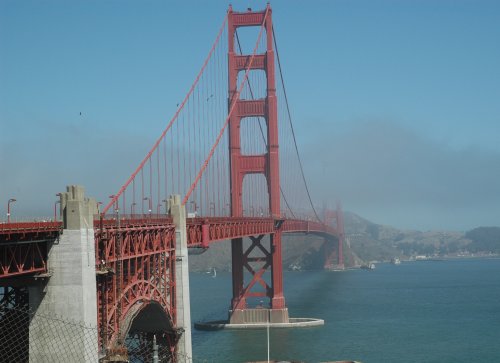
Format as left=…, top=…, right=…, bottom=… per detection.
left=466, top=227, right=500, bottom=253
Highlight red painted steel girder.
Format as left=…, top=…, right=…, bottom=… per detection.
left=97, top=216, right=173, bottom=229
left=95, top=221, right=176, bottom=351
left=0, top=216, right=337, bottom=279
left=231, top=234, right=272, bottom=310
left=0, top=221, right=61, bottom=279
left=0, top=221, right=62, bottom=240
left=0, top=242, right=48, bottom=279
left=186, top=217, right=338, bottom=247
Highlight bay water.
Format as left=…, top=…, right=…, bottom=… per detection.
left=190, top=258, right=500, bottom=363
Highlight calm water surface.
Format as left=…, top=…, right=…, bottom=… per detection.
left=190, top=258, right=500, bottom=363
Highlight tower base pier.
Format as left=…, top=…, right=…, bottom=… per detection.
left=229, top=308, right=289, bottom=324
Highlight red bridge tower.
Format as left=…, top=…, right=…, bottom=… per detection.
left=227, top=5, right=288, bottom=323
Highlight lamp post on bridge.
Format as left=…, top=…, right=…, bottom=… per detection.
left=54, top=193, right=62, bottom=221
left=209, top=202, right=215, bottom=216
left=147, top=197, right=152, bottom=217
left=190, top=201, right=197, bottom=217
left=130, top=202, right=136, bottom=216
left=162, top=199, right=169, bottom=215
left=143, top=197, right=152, bottom=217
left=7, top=198, right=16, bottom=223
left=108, top=195, right=118, bottom=214
left=223, top=202, right=230, bottom=216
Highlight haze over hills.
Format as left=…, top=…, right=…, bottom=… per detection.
left=188, top=212, right=500, bottom=272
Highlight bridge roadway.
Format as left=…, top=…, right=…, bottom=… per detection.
left=0, top=217, right=338, bottom=279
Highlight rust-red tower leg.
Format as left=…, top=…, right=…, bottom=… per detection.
left=336, top=202, right=345, bottom=268
left=323, top=203, right=345, bottom=270
left=227, top=5, right=287, bottom=322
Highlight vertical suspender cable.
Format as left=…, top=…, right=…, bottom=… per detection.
left=272, top=26, right=321, bottom=222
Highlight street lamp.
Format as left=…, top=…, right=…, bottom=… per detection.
left=162, top=199, right=169, bottom=215
left=54, top=193, right=62, bottom=221
left=143, top=197, right=152, bottom=217
left=209, top=202, right=215, bottom=216
left=130, top=202, right=137, bottom=216
left=7, top=198, right=16, bottom=223
left=108, top=195, right=118, bottom=213
left=142, top=197, right=148, bottom=216
left=190, top=201, right=197, bottom=216
left=97, top=202, right=103, bottom=215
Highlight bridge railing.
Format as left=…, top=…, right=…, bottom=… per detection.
left=0, top=221, right=63, bottom=236
left=187, top=217, right=275, bottom=247
left=283, top=219, right=337, bottom=235
left=96, top=215, right=173, bottom=229
left=186, top=216, right=339, bottom=248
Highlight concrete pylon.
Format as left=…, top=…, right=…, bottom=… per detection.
left=169, top=195, right=193, bottom=363
left=29, top=185, right=98, bottom=362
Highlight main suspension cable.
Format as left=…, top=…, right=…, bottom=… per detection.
left=272, top=26, right=321, bottom=222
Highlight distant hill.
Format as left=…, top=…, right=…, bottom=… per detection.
left=342, top=211, right=471, bottom=262
left=188, top=212, right=500, bottom=272
left=465, top=227, right=500, bottom=253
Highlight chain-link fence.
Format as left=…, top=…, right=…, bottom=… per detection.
left=0, top=305, right=216, bottom=363
left=1, top=305, right=228, bottom=363
left=0, top=305, right=99, bottom=363
left=124, top=332, right=174, bottom=363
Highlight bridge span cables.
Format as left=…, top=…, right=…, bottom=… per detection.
left=272, top=26, right=322, bottom=223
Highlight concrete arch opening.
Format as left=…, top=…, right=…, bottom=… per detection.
left=122, top=302, right=180, bottom=363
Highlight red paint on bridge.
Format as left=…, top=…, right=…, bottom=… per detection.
left=0, top=221, right=61, bottom=278
left=0, top=216, right=339, bottom=279
left=0, top=5, right=346, bottom=361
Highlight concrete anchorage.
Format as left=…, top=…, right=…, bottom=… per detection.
left=170, top=195, right=193, bottom=363
left=28, top=185, right=98, bottom=362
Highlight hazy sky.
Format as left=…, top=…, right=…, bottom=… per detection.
left=1, top=0, right=499, bottom=231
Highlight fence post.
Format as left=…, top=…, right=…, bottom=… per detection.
left=152, top=335, right=159, bottom=363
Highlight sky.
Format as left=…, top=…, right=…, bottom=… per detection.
left=1, top=0, right=499, bottom=231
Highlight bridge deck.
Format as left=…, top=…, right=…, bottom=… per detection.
left=1, top=217, right=337, bottom=279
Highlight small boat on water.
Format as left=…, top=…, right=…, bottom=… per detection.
left=206, top=267, right=217, bottom=277
left=361, top=263, right=376, bottom=270
left=391, top=257, right=401, bottom=265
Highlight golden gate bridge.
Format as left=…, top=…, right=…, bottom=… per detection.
left=0, top=5, right=345, bottom=362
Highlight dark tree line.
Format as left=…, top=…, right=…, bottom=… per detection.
left=465, top=227, right=500, bottom=253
